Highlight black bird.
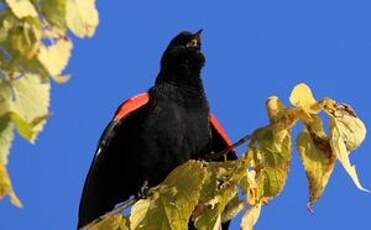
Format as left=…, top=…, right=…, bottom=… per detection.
left=78, top=30, right=236, bottom=229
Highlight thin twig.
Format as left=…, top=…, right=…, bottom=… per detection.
left=207, top=133, right=251, bottom=161
left=80, top=198, right=137, bottom=230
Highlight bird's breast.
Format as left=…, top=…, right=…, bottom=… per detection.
left=136, top=99, right=211, bottom=184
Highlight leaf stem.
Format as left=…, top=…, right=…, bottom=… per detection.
left=208, top=133, right=251, bottom=160
left=79, top=198, right=137, bottom=230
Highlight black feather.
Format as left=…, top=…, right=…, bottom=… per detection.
left=78, top=31, right=235, bottom=229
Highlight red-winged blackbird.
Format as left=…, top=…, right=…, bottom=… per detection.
left=78, top=30, right=236, bottom=229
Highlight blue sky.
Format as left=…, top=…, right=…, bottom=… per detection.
left=1, top=0, right=371, bottom=229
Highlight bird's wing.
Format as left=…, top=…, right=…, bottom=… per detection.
left=78, top=92, right=150, bottom=229
left=209, top=114, right=237, bottom=160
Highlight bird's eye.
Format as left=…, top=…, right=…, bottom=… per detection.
left=186, top=38, right=198, bottom=48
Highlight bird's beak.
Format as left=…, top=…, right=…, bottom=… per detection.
left=186, top=29, right=203, bottom=48
left=193, top=29, right=203, bottom=42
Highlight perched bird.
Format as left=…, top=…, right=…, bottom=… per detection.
left=78, top=30, right=236, bottom=229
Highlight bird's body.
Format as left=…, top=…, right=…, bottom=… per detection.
left=78, top=31, right=236, bottom=229
left=137, top=83, right=211, bottom=186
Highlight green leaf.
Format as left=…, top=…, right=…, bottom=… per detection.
left=66, top=0, right=99, bottom=38
left=0, top=10, right=17, bottom=44
left=40, top=0, right=67, bottom=32
left=266, top=96, right=290, bottom=123
left=240, top=203, right=262, bottom=230
left=5, top=0, right=38, bottom=18
left=130, top=161, right=208, bottom=230
left=221, top=194, right=245, bottom=223
left=0, top=0, right=100, bottom=208
left=194, top=160, right=248, bottom=230
left=250, top=127, right=292, bottom=201
left=0, top=164, right=22, bottom=207
left=7, top=18, right=42, bottom=57
left=0, top=115, right=14, bottom=166
left=38, top=39, right=73, bottom=77
left=297, top=117, right=336, bottom=207
left=0, top=75, right=50, bottom=142
left=239, top=167, right=258, bottom=206
left=87, top=215, right=130, bottom=230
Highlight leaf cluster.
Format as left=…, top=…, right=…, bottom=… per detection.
left=0, top=0, right=99, bottom=206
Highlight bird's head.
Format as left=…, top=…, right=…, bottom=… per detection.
left=157, top=30, right=205, bottom=84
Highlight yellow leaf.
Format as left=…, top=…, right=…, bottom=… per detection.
left=329, top=104, right=366, bottom=151
left=240, top=168, right=258, bottom=206
left=130, top=196, right=152, bottom=230
left=50, top=75, right=71, bottom=84
left=266, top=96, right=287, bottom=123
left=249, top=127, right=291, bottom=201
left=87, top=215, right=130, bottom=230
left=130, top=161, right=207, bottom=230
left=339, top=116, right=366, bottom=151
left=0, top=164, right=22, bottom=207
left=266, top=96, right=297, bottom=151
left=240, top=203, right=262, bottom=230
left=40, top=0, right=67, bottom=32
left=0, top=75, right=50, bottom=142
left=194, top=160, right=248, bottom=230
left=330, top=118, right=369, bottom=192
left=66, top=0, right=99, bottom=38
left=289, top=83, right=317, bottom=110
left=221, top=195, right=245, bottom=223
left=5, top=0, right=37, bottom=18
left=38, top=39, right=73, bottom=77
left=0, top=116, right=14, bottom=165
left=297, top=118, right=336, bottom=207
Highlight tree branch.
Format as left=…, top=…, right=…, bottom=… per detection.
left=80, top=133, right=252, bottom=229
left=207, top=133, right=251, bottom=161
left=80, top=197, right=137, bottom=230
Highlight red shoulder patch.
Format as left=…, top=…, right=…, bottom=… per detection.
left=209, top=114, right=237, bottom=157
left=113, top=92, right=150, bottom=121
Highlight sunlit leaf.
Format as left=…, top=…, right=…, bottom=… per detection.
left=289, top=83, right=316, bottom=109
left=330, top=117, right=369, bottom=192
left=0, top=75, right=50, bottom=142
left=221, top=194, right=245, bottom=223
left=5, top=18, right=42, bottom=59
left=0, top=164, right=22, bottom=207
left=239, top=167, right=258, bottom=206
left=38, top=39, right=73, bottom=77
left=0, top=0, right=99, bottom=209
left=66, top=0, right=99, bottom=38
left=250, top=127, right=291, bottom=201
left=0, top=115, right=19, bottom=207
left=266, top=96, right=288, bottom=123
left=50, top=74, right=71, bottom=84
left=0, top=116, right=14, bottom=165
left=0, top=10, right=17, bottom=44
left=328, top=104, right=366, bottom=151
left=87, top=215, right=130, bottom=230
left=297, top=117, right=336, bottom=207
left=194, top=159, right=248, bottom=229
left=266, top=96, right=297, bottom=151
left=5, top=0, right=37, bottom=18
left=240, top=203, right=262, bottom=230
left=40, top=0, right=67, bottom=32
left=130, top=161, right=207, bottom=230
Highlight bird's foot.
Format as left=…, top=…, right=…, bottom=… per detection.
left=136, top=180, right=150, bottom=199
